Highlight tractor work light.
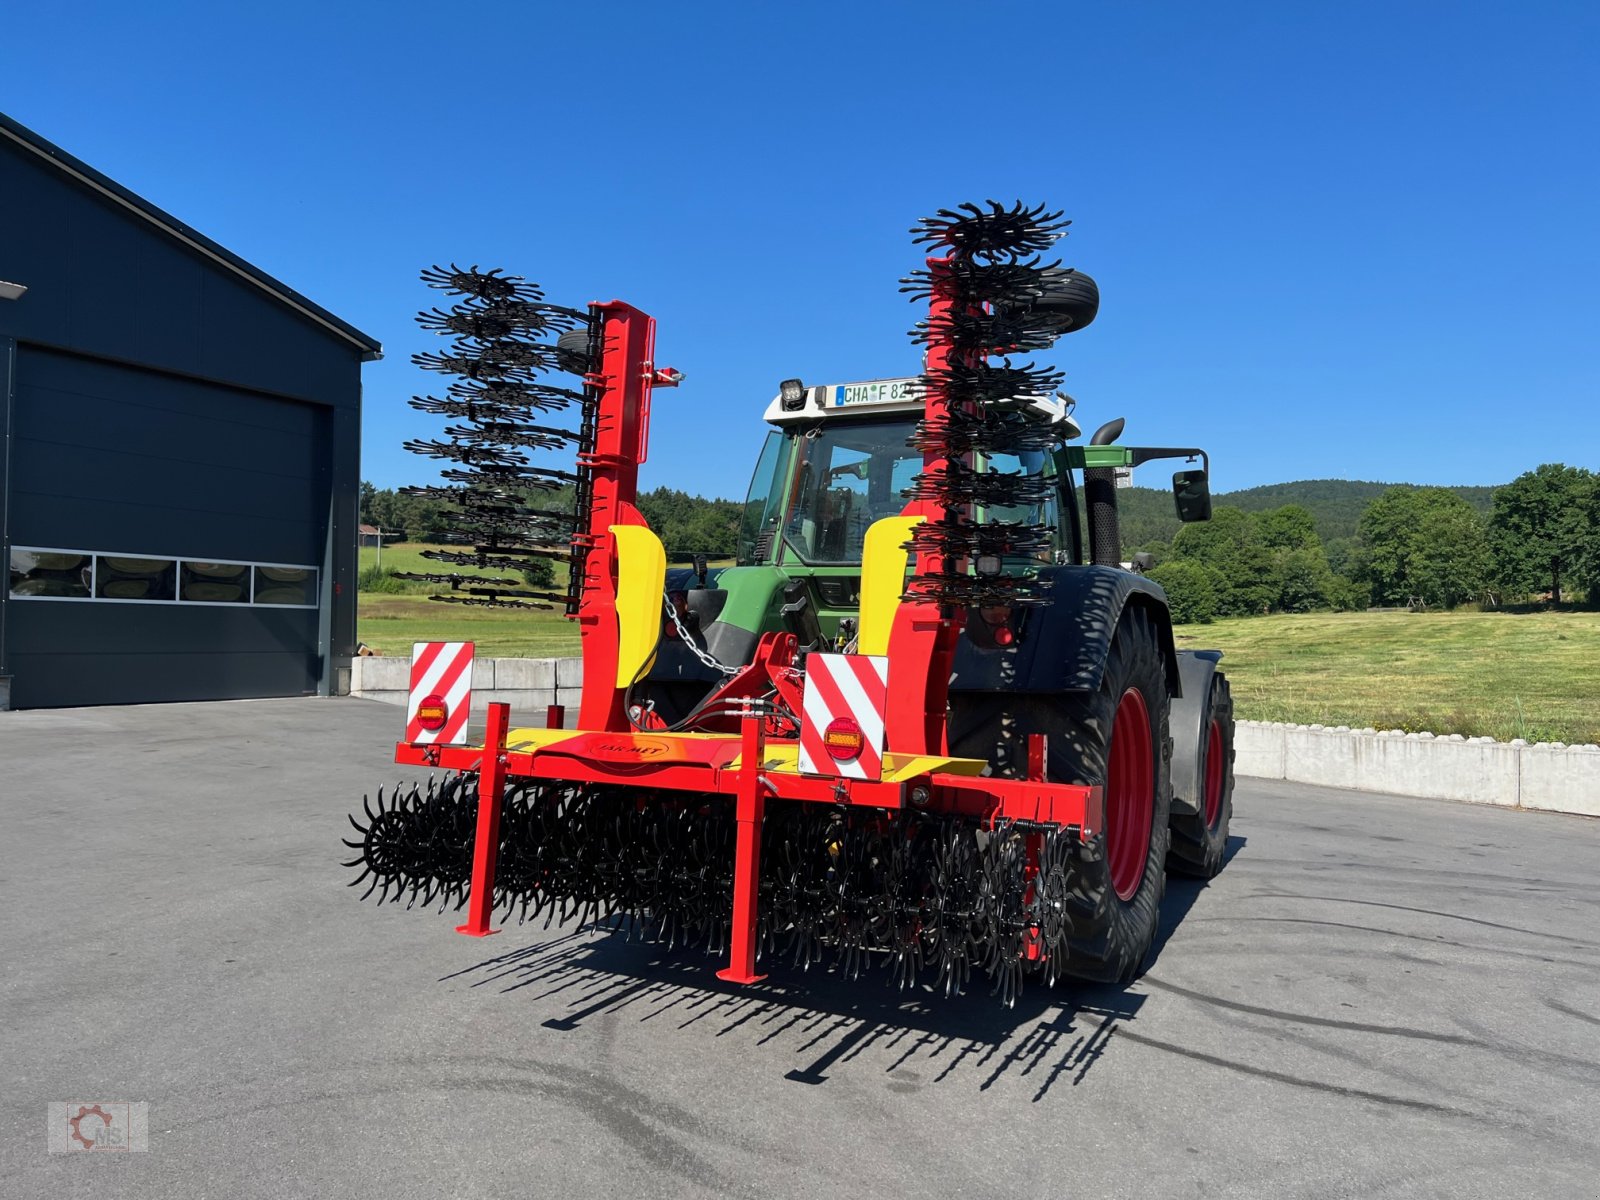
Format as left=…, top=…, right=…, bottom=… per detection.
left=975, top=554, right=1003, bottom=577
left=779, top=378, right=806, bottom=411
left=416, top=694, right=450, bottom=732
left=823, top=716, right=865, bottom=761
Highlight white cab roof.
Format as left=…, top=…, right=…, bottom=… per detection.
left=762, top=376, right=1081, bottom=439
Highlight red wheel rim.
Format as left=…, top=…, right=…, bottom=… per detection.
left=1203, top=718, right=1225, bottom=828
left=1106, top=687, right=1154, bottom=902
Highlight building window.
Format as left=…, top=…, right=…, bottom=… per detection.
left=8, top=547, right=318, bottom=608
left=97, top=556, right=177, bottom=601
left=254, top=566, right=317, bottom=606
left=180, top=561, right=251, bottom=604
left=8, top=549, right=92, bottom=598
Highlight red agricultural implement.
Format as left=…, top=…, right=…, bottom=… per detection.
left=347, top=203, right=1236, bottom=1004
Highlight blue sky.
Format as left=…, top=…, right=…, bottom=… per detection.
left=7, top=1, right=1597, bottom=497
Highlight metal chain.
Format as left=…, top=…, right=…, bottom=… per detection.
left=663, top=594, right=740, bottom=676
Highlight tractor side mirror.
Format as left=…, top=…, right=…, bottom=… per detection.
left=1172, top=469, right=1212, bottom=522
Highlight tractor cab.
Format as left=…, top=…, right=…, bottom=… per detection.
left=740, top=377, right=1081, bottom=572
left=642, top=374, right=1216, bottom=726
left=644, top=378, right=1094, bottom=721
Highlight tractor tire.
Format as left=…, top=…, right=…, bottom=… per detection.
left=1034, top=268, right=1100, bottom=333
left=556, top=327, right=592, bottom=376
left=949, top=605, right=1172, bottom=984
left=1167, top=672, right=1235, bottom=878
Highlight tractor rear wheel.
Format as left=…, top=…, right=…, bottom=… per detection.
left=949, top=605, right=1173, bottom=984
left=1167, top=673, right=1235, bottom=878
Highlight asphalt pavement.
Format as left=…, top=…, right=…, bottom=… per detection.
left=3, top=697, right=1597, bottom=1199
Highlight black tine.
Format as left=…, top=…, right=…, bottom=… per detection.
left=902, top=203, right=1075, bottom=609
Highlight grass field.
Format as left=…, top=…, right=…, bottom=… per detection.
left=1175, top=610, right=1600, bottom=744
left=358, top=542, right=579, bottom=659
left=358, top=542, right=562, bottom=585
left=359, top=595, right=579, bottom=659
left=358, top=546, right=1600, bottom=744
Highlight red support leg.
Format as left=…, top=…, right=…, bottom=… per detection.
left=546, top=703, right=565, bottom=729
left=716, top=713, right=767, bottom=985
left=455, top=701, right=511, bottom=938
left=1028, top=732, right=1048, bottom=781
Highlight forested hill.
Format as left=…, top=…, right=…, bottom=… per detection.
left=1118, top=478, right=1498, bottom=548
left=366, top=476, right=1500, bottom=560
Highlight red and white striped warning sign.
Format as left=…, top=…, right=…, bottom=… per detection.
left=405, top=641, right=474, bottom=744
left=798, top=653, right=889, bottom=781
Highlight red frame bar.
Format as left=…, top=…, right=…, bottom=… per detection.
left=454, top=702, right=512, bottom=938
left=885, top=255, right=964, bottom=755
left=399, top=737, right=1100, bottom=835
left=572, top=301, right=659, bottom=733
left=716, top=714, right=768, bottom=985
left=1028, top=732, right=1048, bottom=781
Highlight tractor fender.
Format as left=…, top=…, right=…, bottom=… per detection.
left=1169, top=649, right=1224, bottom=817
left=949, top=565, right=1181, bottom=696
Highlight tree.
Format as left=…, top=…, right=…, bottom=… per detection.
left=1256, top=504, right=1319, bottom=551
left=1323, top=535, right=1361, bottom=579
left=1327, top=574, right=1370, bottom=611
left=1413, top=504, right=1493, bottom=608
left=1581, top=482, right=1600, bottom=604
left=1148, top=560, right=1221, bottom=624
left=1170, top=506, right=1276, bottom=615
left=1358, top=486, right=1490, bottom=608
left=521, top=557, right=557, bottom=590
left=1272, top=545, right=1335, bottom=613
left=637, top=487, right=742, bottom=560
left=1488, top=464, right=1596, bottom=602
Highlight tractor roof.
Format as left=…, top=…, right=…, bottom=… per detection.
left=763, top=376, right=1081, bottom=439
left=762, top=378, right=923, bottom=424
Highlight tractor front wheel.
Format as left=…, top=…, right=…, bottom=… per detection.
left=1167, top=672, right=1235, bottom=878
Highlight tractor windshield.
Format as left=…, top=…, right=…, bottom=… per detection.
left=736, top=417, right=1065, bottom=567
left=736, top=431, right=787, bottom=564
left=777, top=418, right=923, bottom=566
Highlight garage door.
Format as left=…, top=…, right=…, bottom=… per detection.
left=5, top=346, right=331, bottom=707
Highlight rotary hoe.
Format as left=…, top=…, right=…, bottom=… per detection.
left=346, top=202, right=1236, bottom=1005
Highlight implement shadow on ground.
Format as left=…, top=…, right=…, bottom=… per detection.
left=443, top=835, right=1246, bottom=1101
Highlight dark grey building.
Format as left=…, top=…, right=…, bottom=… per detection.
left=0, top=112, right=380, bottom=709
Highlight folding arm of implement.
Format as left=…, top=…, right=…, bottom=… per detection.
left=391, top=264, right=1105, bottom=987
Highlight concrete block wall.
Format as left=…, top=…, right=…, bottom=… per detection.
left=1235, top=721, right=1600, bottom=817
left=349, top=655, right=583, bottom=723
left=1517, top=742, right=1600, bottom=816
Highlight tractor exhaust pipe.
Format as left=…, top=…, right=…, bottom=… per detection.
left=1085, top=418, right=1125, bottom=567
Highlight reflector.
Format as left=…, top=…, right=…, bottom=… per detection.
left=416, top=694, right=449, bottom=732
left=824, top=716, right=865, bottom=761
